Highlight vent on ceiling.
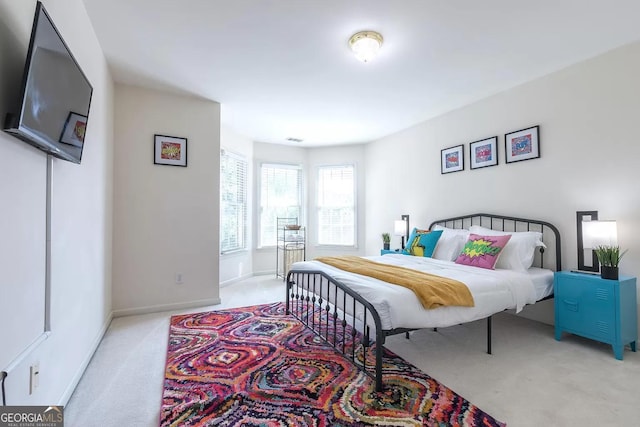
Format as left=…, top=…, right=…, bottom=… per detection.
left=286, top=137, right=303, bottom=143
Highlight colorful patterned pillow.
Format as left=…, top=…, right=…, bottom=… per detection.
left=468, top=225, right=546, bottom=271
left=454, top=233, right=512, bottom=269
left=403, top=229, right=443, bottom=257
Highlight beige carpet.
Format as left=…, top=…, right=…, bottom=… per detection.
left=65, top=275, right=640, bottom=427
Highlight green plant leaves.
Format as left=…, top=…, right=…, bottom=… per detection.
left=593, top=245, right=628, bottom=267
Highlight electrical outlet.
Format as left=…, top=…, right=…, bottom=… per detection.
left=30, top=363, right=39, bottom=394
left=175, top=272, right=183, bottom=285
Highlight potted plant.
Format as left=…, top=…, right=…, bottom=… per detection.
left=382, top=233, right=391, bottom=250
left=594, top=245, right=627, bottom=280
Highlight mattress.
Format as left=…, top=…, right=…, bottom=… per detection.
left=290, top=254, right=552, bottom=330
left=527, top=266, right=554, bottom=301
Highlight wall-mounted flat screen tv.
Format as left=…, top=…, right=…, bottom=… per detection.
left=3, top=1, right=93, bottom=164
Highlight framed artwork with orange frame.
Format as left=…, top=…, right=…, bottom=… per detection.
left=154, top=134, right=187, bottom=167
left=59, top=112, right=87, bottom=148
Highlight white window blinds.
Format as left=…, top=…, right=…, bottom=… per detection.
left=259, top=163, right=303, bottom=247
left=317, top=164, right=355, bottom=246
left=220, top=150, right=247, bottom=253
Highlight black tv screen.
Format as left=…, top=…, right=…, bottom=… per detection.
left=3, top=1, right=93, bottom=164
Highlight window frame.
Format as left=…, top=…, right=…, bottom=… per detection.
left=220, top=149, right=248, bottom=254
left=258, top=162, right=304, bottom=248
left=316, top=163, right=357, bottom=248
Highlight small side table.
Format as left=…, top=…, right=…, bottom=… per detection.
left=554, top=271, right=637, bottom=360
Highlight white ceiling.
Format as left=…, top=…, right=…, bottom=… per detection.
left=83, top=0, right=640, bottom=146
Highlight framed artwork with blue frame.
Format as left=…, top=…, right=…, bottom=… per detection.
left=441, top=144, right=464, bottom=174
left=505, top=125, right=540, bottom=163
left=470, top=136, right=498, bottom=169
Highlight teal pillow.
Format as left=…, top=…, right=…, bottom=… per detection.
left=403, top=229, right=443, bottom=257
left=403, top=227, right=424, bottom=255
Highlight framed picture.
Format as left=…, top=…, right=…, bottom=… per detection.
left=441, top=144, right=464, bottom=174
left=154, top=134, right=187, bottom=167
left=469, top=136, right=498, bottom=170
left=505, top=125, right=540, bottom=164
left=59, top=112, right=87, bottom=147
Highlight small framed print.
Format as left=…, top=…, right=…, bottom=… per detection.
left=441, top=144, right=464, bottom=174
left=59, top=112, right=87, bottom=147
left=154, top=134, right=187, bottom=167
left=470, top=136, right=498, bottom=170
left=505, top=125, right=540, bottom=164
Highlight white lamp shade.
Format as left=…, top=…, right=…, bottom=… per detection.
left=582, top=220, right=618, bottom=249
left=394, top=220, right=406, bottom=236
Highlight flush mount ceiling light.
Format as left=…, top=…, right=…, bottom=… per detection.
left=348, top=31, right=383, bottom=63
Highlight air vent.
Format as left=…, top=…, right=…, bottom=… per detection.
left=286, top=137, right=303, bottom=143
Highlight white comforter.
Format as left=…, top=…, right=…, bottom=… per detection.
left=290, top=254, right=538, bottom=330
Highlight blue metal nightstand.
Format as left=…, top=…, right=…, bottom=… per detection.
left=554, top=271, right=637, bottom=360
left=380, top=249, right=402, bottom=255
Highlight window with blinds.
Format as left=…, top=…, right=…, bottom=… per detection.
left=259, top=163, right=303, bottom=247
left=317, top=164, right=355, bottom=246
left=220, top=149, right=247, bottom=253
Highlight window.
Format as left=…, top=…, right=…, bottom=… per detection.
left=259, top=163, right=303, bottom=247
left=220, top=149, right=247, bottom=253
left=317, top=164, right=355, bottom=246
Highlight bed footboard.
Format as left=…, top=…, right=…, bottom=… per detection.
left=286, top=269, right=385, bottom=392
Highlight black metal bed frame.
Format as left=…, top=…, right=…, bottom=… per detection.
left=286, top=213, right=562, bottom=392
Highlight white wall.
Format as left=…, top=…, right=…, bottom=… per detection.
left=0, top=0, right=46, bottom=370
left=220, top=126, right=253, bottom=286
left=112, top=84, right=220, bottom=315
left=366, top=41, right=640, bottom=326
left=0, top=0, right=113, bottom=405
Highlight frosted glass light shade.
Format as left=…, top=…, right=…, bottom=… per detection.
left=582, top=220, right=618, bottom=249
left=349, top=31, right=383, bottom=62
left=394, top=220, right=406, bottom=236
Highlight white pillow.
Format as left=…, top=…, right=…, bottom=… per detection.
left=431, top=225, right=470, bottom=261
left=468, top=225, right=546, bottom=271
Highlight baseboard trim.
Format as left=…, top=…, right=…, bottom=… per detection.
left=220, top=271, right=277, bottom=288
left=220, top=273, right=254, bottom=288
left=58, top=311, right=113, bottom=406
left=2, top=332, right=51, bottom=374
left=252, top=270, right=276, bottom=277
left=112, top=297, right=222, bottom=318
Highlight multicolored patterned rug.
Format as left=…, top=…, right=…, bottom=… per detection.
left=160, top=302, right=505, bottom=426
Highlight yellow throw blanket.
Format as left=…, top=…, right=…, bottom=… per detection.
left=315, top=256, right=474, bottom=309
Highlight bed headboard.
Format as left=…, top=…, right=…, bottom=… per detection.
left=429, top=213, right=562, bottom=271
